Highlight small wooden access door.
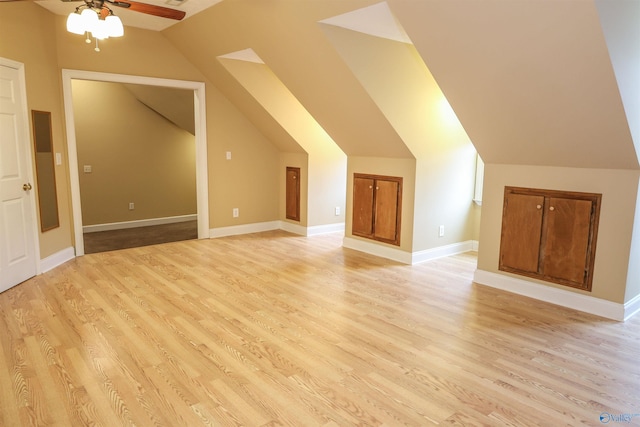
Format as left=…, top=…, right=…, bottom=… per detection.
left=352, top=173, right=402, bottom=246
left=286, top=167, right=300, bottom=221
left=499, top=186, right=601, bottom=291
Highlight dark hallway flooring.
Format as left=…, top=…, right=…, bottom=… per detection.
left=83, top=220, right=198, bottom=254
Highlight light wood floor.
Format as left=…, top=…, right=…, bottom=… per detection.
left=1, top=231, right=639, bottom=426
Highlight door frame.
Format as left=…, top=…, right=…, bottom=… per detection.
left=0, top=57, right=41, bottom=277
left=61, top=69, right=209, bottom=256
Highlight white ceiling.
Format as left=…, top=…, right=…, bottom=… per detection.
left=217, top=2, right=409, bottom=66
left=36, top=0, right=406, bottom=40
left=319, top=2, right=411, bottom=44
left=35, top=0, right=223, bottom=31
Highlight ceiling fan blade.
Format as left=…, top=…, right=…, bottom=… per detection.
left=110, top=0, right=186, bottom=20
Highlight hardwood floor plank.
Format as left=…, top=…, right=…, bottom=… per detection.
left=1, top=231, right=640, bottom=426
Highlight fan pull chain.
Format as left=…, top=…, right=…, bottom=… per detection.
left=85, top=32, right=91, bottom=44
left=94, top=38, right=100, bottom=52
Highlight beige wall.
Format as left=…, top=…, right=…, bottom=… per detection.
left=54, top=20, right=281, bottom=229
left=308, top=151, right=347, bottom=227
left=626, top=183, right=640, bottom=302
left=346, top=157, right=416, bottom=253
left=477, top=164, right=640, bottom=304
left=72, top=80, right=196, bottom=225
left=280, top=153, right=309, bottom=227
left=322, top=22, right=479, bottom=252
left=219, top=58, right=347, bottom=229
left=0, top=2, right=73, bottom=258
left=1, top=4, right=283, bottom=258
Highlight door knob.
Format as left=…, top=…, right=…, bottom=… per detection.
left=23, top=183, right=32, bottom=191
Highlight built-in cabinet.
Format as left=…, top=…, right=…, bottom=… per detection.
left=286, top=167, right=300, bottom=221
left=499, top=186, right=601, bottom=291
left=352, top=173, right=402, bottom=246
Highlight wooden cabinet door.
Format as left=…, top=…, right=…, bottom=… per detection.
left=373, top=179, right=400, bottom=242
left=353, top=176, right=374, bottom=236
left=499, top=187, right=601, bottom=291
left=499, top=192, right=545, bottom=274
left=540, top=197, right=593, bottom=286
left=352, top=174, right=402, bottom=246
left=286, top=167, right=300, bottom=221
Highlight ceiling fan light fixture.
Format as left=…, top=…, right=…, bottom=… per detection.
left=79, top=8, right=99, bottom=31
left=66, top=10, right=85, bottom=35
left=67, top=3, right=125, bottom=51
left=92, top=18, right=110, bottom=40
left=105, top=15, right=124, bottom=37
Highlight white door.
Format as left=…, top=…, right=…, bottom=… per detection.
left=0, top=60, right=38, bottom=292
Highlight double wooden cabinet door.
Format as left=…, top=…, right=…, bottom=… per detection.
left=499, top=186, right=601, bottom=291
left=352, top=174, right=402, bottom=246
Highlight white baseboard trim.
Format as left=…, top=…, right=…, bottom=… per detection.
left=40, top=246, right=75, bottom=273
left=209, top=221, right=280, bottom=238
left=411, top=240, right=478, bottom=264
left=279, top=221, right=308, bottom=236
left=83, top=214, right=197, bottom=233
left=624, top=293, right=640, bottom=321
left=342, top=237, right=478, bottom=265
left=277, top=221, right=346, bottom=237
left=342, top=236, right=412, bottom=264
left=211, top=221, right=346, bottom=239
left=307, top=222, right=345, bottom=236
left=473, top=269, right=626, bottom=321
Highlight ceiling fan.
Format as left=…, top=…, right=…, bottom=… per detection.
left=62, top=0, right=186, bottom=21
left=62, top=0, right=185, bottom=51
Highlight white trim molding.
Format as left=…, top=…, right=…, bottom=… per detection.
left=624, top=293, right=640, bottom=321
left=61, top=69, right=208, bottom=256
left=342, top=236, right=412, bottom=264
left=343, top=237, right=478, bottom=265
left=279, top=221, right=308, bottom=236
left=210, top=221, right=281, bottom=238
left=40, top=247, right=75, bottom=273
left=280, top=221, right=345, bottom=237
left=411, top=240, right=477, bottom=264
left=83, top=214, right=197, bottom=233
left=473, top=269, right=629, bottom=321
left=307, top=222, right=345, bottom=236
left=211, top=221, right=346, bottom=239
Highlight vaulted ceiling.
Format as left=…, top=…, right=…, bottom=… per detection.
left=37, top=0, right=640, bottom=169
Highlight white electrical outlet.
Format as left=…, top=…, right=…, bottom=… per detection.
left=83, top=165, right=92, bottom=173
left=439, top=225, right=445, bottom=237
left=226, top=151, right=232, bottom=160
left=129, top=202, right=135, bottom=210
left=335, top=206, right=340, bottom=216
left=233, top=208, right=239, bottom=218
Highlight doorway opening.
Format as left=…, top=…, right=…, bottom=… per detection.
left=62, top=70, right=208, bottom=256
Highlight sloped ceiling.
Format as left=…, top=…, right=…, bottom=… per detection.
left=163, top=0, right=413, bottom=158
left=123, top=84, right=195, bottom=134
left=388, top=0, right=638, bottom=169
left=594, top=0, right=640, bottom=165
left=142, top=0, right=634, bottom=168
left=218, top=49, right=342, bottom=156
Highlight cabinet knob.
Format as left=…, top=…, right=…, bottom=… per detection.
left=369, top=185, right=372, bottom=189
left=549, top=206, right=555, bottom=211
left=536, top=204, right=542, bottom=210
